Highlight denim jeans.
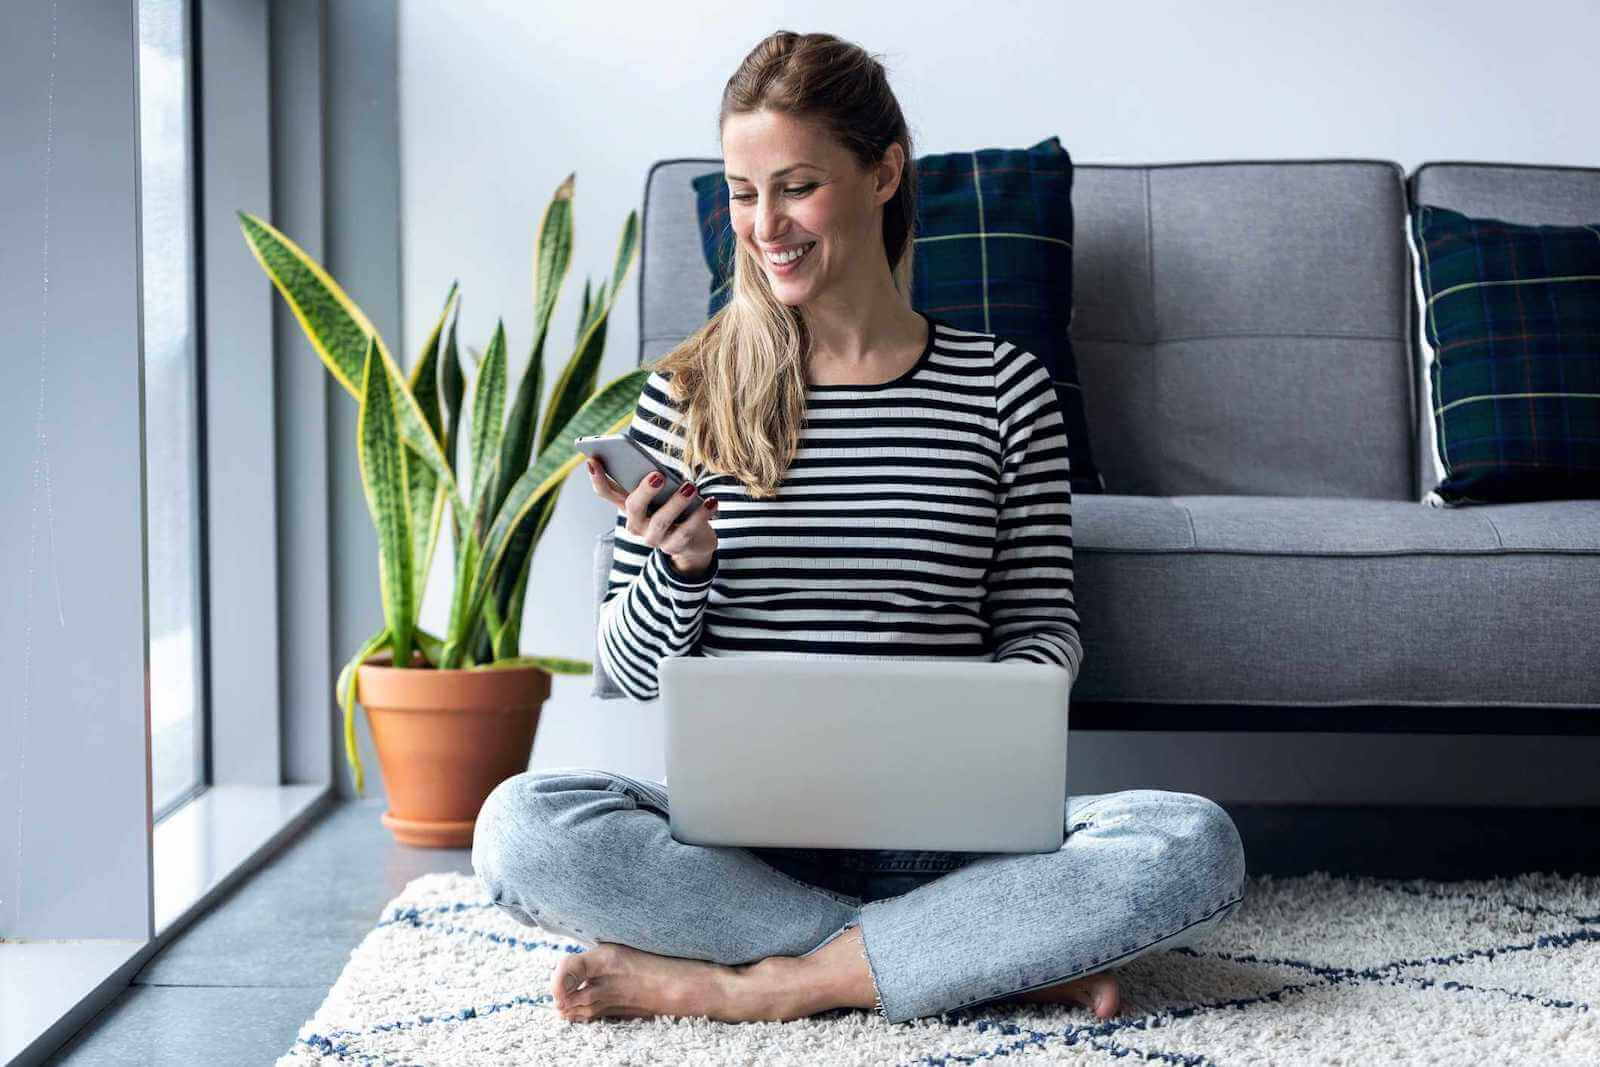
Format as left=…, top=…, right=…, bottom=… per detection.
left=471, top=767, right=1248, bottom=1025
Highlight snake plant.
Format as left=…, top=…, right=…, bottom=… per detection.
left=238, top=172, right=653, bottom=796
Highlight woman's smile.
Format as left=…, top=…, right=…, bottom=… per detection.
left=765, top=240, right=818, bottom=275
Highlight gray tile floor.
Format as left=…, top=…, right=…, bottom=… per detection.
left=45, top=799, right=473, bottom=1066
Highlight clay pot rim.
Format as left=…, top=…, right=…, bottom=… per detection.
left=356, top=647, right=553, bottom=712
left=358, top=649, right=554, bottom=677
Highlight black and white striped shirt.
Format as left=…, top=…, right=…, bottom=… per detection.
left=597, top=312, right=1082, bottom=702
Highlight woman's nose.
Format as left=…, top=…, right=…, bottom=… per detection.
left=756, top=199, right=787, bottom=242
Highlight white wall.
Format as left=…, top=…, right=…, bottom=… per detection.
left=395, top=0, right=1600, bottom=805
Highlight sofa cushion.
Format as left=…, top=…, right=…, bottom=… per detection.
left=1069, top=161, right=1414, bottom=498
left=691, top=172, right=736, bottom=313
left=592, top=496, right=1600, bottom=703
left=686, top=136, right=1106, bottom=496
left=1404, top=204, right=1600, bottom=506
left=1056, top=495, right=1600, bottom=708
left=1407, top=163, right=1600, bottom=503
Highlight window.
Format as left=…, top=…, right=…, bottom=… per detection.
left=4, top=1, right=339, bottom=1057
left=138, top=0, right=208, bottom=822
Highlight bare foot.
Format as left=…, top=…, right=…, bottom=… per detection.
left=1007, top=970, right=1120, bottom=1019
left=550, top=942, right=792, bottom=1024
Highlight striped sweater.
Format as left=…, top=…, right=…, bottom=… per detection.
left=597, top=312, right=1083, bottom=702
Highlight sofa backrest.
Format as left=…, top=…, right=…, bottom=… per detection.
left=637, top=157, right=1416, bottom=500
left=1405, top=163, right=1600, bottom=508
left=1070, top=161, right=1413, bottom=499
left=639, top=160, right=725, bottom=369
left=593, top=157, right=1597, bottom=702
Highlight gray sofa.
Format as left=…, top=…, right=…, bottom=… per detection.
left=591, top=157, right=1600, bottom=733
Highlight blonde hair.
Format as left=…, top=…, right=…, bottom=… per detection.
left=651, top=30, right=918, bottom=498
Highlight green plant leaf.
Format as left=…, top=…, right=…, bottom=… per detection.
left=491, top=490, right=557, bottom=660
left=415, top=625, right=444, bottom=668
left=469, top=319, right=509, bottom=546
left=461, top=369, right=653, bottom=650
left=441, top=304, right=467, bottom=554
left=356, top=336, right=416, bottom=671
left=576, top=278, right=592, bottom=342
left=489, top=335, right=548, bottom=565
left=485, top=336, right=545, bottom=645
left=335, top=626, right=392, bottom=798
left=492, top=537, right=536, bottom=661
left=404, top=283, right=459, bottom=608
left=589, top=281, right=611, bottom=337
left=494, top=333, right=545, bottom=514
left=533, top=173, right=575, bottom=335
left=472, top=655, right=591, bottom=674
left=236, top=210, right=467, bottom=527
left=465, top=607, right=495, bottom=669
left=479, top=172, right=578, bottom=638
left=538, top=209, right=638, bottom=457
left=475, top=207, right=641, bottom=650
left=441, top=514, right=482, bottom=669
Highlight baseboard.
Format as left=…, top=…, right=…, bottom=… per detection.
left=1072, top=701, right=1600, bottom=735
left=1226, top=803, right=1600, bottom=878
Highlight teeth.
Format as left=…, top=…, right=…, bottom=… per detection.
left=767, top=242, right=815, bottom=265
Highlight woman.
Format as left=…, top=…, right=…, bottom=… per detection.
left=472, top=29, right=1247, bottom=1027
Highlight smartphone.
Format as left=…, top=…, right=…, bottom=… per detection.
left=574, top=432, right=704, bottom=521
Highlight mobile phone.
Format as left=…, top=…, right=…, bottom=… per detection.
left=574, top=432, right=704, bottom=521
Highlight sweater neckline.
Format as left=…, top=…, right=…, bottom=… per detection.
left=806, top=310, right=938, bottom=392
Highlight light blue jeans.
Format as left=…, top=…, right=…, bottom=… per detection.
left=471, top=768, right=1247, bottom=1025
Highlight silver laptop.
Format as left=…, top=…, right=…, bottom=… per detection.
left=659, top=656, right=1071, bottom=854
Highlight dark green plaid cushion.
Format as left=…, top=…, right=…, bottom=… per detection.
left=689, top=135, right=1105, bottom=495
left=1408, top=205, right=1600, bottom=506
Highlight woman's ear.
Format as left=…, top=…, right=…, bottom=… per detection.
left=875, top=142, right=906, bottom=205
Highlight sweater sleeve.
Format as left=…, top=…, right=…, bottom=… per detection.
left=596, top=370, right=720, bottom=701
left=984, top=343, right=1084, bottom=683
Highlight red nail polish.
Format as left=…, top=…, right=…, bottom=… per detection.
left=679, top=482, right=695, bottom=497
left=649, top=473, right=663, bottom=487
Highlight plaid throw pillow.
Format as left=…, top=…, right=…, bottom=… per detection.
left=1406, top=205, right=1600, bottom=506
left=689, top=135, right=1105, bottom=495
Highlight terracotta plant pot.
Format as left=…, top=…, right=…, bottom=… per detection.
left=356, top=649, right=552, bottom=848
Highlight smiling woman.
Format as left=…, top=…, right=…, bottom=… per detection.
left=646, top=31, right=924, bottom=498
left=475, top=25, right=1247, bottom=1035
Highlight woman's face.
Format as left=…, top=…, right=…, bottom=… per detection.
left=721, top=110, right=899, bottom=306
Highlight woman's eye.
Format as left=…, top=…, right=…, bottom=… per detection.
left=730, top=184, right=817, bottom=202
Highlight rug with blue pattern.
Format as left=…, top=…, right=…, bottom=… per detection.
left=276, top=869, right=1599, bottom=1065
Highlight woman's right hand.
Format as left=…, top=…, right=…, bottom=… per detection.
left=586, top=457, right=719, bottom=576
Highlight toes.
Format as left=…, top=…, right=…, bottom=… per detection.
left=556, top=979, right=603, bottom=1016
left=558, top=996, right=654, bottom=1024
left=1094, top=976, right=1120, bottom=1019
left=552, top=954, right=597, bottom=1006
left=556, top=991, right=598, bottom=1022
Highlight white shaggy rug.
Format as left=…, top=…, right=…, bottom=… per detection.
left=276, top=869, right=1600, bottom=1065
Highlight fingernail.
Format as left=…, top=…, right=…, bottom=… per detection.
left=706, top=498, right=718, bottom=509
left=679, top=482, right=694, bottom=497
left=649, top=473, right=663, bottom=487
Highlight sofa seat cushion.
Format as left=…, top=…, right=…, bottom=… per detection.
left=1071, top=495, right=1600, bottom=708
left=593, top=495, right=1599, bottom=706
